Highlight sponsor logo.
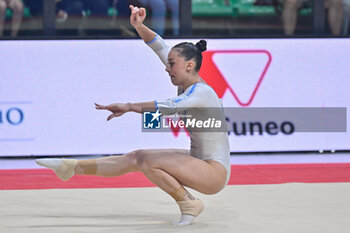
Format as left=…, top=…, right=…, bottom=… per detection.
left=0, top=107, right=24, bottom=126
left=226, top=119, right=294, bottom=136
left=199, top=50, right=272, bottom=106
left=0, top=102, right=33, bottom=143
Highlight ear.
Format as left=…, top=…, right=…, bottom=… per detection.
left=186, top=61, right=195, bottom=72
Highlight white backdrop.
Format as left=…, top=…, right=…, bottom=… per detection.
left=0, top=38, right=349, bottom=156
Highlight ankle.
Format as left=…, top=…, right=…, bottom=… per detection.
left=75, top=159, right=97, bottom=175
left=170, top=186, right=195, bottom=202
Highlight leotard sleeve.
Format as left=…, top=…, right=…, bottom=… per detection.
left=155, top=83, right=208, bottom=115
left=146, top=34, right=170, bottom=67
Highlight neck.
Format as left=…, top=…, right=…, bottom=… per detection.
left=180, top=75, right=200, bottom=90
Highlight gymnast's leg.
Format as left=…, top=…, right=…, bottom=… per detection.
left=134, top=149, right=227, bottom=225
left=36, top=150, right=140, bottom=180
left=36, top=149, right=227, bottom=225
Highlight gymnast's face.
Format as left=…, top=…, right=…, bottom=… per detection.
left=166, top=49, right=195, bottom=87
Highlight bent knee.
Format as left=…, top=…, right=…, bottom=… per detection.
left=127, top=149, right=141, bottom=158
left=135, top=149, right=154, bottom=171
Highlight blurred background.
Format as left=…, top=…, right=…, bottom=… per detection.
left=0, top=0, right=349, bottom=38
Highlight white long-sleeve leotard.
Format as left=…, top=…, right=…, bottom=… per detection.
left=146, top=35, right=231, bottom=184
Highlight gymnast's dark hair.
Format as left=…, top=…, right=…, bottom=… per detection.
left=172, top=40, right=207, bottom=72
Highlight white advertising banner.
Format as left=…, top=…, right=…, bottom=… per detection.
left=0, top=38, right=349, bottom=156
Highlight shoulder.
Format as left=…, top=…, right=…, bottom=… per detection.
left=196, top=83, right=222, bottom=106
left=196, top=83, right=218, bottom=96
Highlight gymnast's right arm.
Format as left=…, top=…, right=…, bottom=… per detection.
left=129, top=5, right=169, bottom=66
left=95, top=102, right=156, bottom=121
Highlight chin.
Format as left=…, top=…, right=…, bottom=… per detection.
left=170, top=79, right=178, bottom=86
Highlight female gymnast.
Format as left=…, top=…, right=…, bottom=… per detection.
left=36, top=5, right=231, bottom=226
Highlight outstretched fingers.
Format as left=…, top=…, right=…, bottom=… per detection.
left=95, top=103, right=127, bottom=121
left=95, top=103, right=106, bottom=110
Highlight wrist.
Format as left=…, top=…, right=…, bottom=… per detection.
left=126, top=102, right=133, bottom=112
left=133, top=24, right=144, bottom=30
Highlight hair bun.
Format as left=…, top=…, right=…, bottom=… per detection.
left=195, top=40, right=207, bottom=53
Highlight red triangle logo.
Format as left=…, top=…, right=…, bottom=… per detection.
left=199, top=50, right=272, bottom=106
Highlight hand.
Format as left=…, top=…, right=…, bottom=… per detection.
left=129, top=5, right=146, bottom=28
left=95, top=103, right=129, bottom=121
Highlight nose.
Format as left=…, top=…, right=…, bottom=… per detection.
left=165, top=65, right=170, bottom=73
